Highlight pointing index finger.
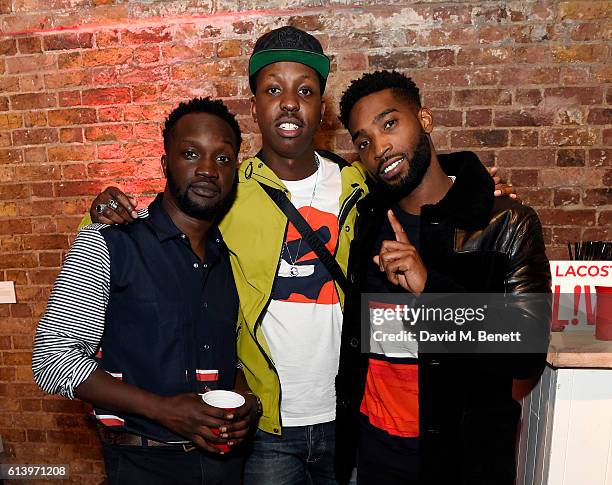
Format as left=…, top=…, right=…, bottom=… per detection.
left=387, top=210, right=410, bottom=244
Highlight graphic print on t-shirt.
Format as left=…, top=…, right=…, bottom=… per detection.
left=271, top=207, right=339, bottom=305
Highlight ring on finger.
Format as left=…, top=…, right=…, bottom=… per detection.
left=95, top=203, right=108, bottom=214
left=108, top=199, right=119, bottom=211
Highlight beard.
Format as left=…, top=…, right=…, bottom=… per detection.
left=377, top=130, right=431, bottom=200
left=166, top=169, right=237, bottom=221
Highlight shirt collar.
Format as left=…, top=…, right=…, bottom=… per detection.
left=146, top=194, right=227, bottom=250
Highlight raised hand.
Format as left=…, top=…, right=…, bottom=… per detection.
left=373, top=210, right=427, bottom=294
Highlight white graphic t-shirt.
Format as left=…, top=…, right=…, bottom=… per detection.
left=261, top=154, right=343, bottom=427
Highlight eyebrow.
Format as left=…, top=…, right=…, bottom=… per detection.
left=350, top=108, right=399, bottom=142
left=180, top=138, right=237, bottom=149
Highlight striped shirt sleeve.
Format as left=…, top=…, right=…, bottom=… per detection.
left=32, top=224, right=111, bottom=399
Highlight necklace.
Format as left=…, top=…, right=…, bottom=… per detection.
left=283, top=155, right=320, bottom=277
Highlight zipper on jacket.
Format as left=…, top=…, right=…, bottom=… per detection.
left=252, top=223, right=288, bottom=433
left=338, top=185, right=364, bottom=229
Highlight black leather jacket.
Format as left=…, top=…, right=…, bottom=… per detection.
left=335, top=151, right=551, bottom=485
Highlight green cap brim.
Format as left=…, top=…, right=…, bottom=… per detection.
left=249, top=49, right=330, bottom=79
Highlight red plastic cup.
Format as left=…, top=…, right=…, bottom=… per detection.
left=201, top=390, right=245, bottom=452
left=595, top=286, right=612, bottom=341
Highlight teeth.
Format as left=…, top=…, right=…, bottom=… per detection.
left=279, top=122, right=299, bottom=130
left=383, top=158, right=402, bottom=174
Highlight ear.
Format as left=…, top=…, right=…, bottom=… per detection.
left=250, top=96, right=258, bottom=124
left=418, top=107, right=434, bottom=134
left=160, top=154, right=167, bottom=177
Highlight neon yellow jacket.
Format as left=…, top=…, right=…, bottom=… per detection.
left=220, top=152, right=368, bottom=435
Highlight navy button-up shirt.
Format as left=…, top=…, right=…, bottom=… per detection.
left=33, top=194, right=238, bottom=441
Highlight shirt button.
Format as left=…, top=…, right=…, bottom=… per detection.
left=203, top=263, right=208, bottom=269
left=215, top=238, right=221, bottom=244
left=180, top=234, right=186, bottom=239
left=345, top=225, right=350, bottom=232
left=203, top=344, right=210, bottom=350
left=193, top=262, right=199, bottom=268
left=203, top=302, right=208, bottom=308
left=350, top=338, right=359, bottom=348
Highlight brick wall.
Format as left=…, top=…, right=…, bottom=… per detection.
left=0, top=0, right=610, bottom=482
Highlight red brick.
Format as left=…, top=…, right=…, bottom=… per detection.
left=539, top=209, right=596, bottom=226
left=571, top=22, right=609, bottom=41
left=39, top=251, right=62, bottom=268
left=87, top=161, right=137, bottom=179
left=431, top=110, right=462, bottom=127
left=6, top=54, right=57, bottom=74
left=30, top=182, right=53, bottom=197
left=121, top=27, right=171, bottom=45
left=422, top=90, right=451, bottom=109
left=61, top=163, right=87, bottom=180
left=43, top=33, right=93, bottom=51
left=598, top=211, right=612, bottom=227
left=133, top=45, right=160, bottom=64
left=54, top=181, right=108, bottom=197
left=84, top=124, right=132, bottom=142
left=48, top=108, right=96, bottom=127
left=24, top=111, right=47, bottom=128
left=117, top=65, right=168, bottom=84
left=545, top=86, right=604, bottom=105
left=553, top=188, right=581, bottom=206
left=58, top=90, right=81, bottom=107
left=540, top=167, right=603, bottom=187
left=17, top=37, right=42, bottom=54
left=23, top=147, right=46, bottom=163
left=82, top=47, right=133, bottom=67
left=95, top=30, right=121, bottom=47
left=587, top=108, right=612, bottom=125
left=44, top=70, right=91, bottom=89
left=451, top=130, right=508, bottom=148
left=494, top=109, right=554, bottom=127
left=557, top=149, right=586, bottom=167
left=589, top=149, right=611, bottom=167
left=583, top=188, right=611, bottom=206
left=500, top=67, right=560, bottom=86
left=338, top=53, right=367, bottom=71
left=97, top=144, right=124, bottom=159
left=97, top=106, right=123, bottom=122
left=161, top=42, right=215, bottom=61
left=515, top=89, right=542, bottom=106
left=509, top=169, right=539, bottom=186
left=559, top=1, right=612, bottom=20
left=216, top=39, right=241, bottom=58
left=28, top=269, right=60, bottom=285
left=18, top=74, right=45, bottom=92
left=0, top=253, right=37, bottom=269
left=48, top=145, right=96, bottom=162
left=552, top=45, right=608, bottom=63
left=12, top=128, right=58, bottom=146
left=542, top=128, right=598, bottom=146
left=57, top=52, right=81, bottom=69
left=432, top=5, right=471, bottom=23
left=425, top=27, right=478, bottom=46
left=15, top=164, right=61, bottom=181
left=369, top=51, right=426, bottom=70
left=82, top=87, right=130, bottom=106
left=0, top=113, right=22, bottom=129
left=456, top=89, right=513, bottom=107
left=0, top=38, right=17, bottom=56
left=497, top=149, right=555, bottom=167
left=520, top=188, right=553, bottom=207
left=10, top=93, right=56, bottom=110
left=59, top=128, right=83, bottom=143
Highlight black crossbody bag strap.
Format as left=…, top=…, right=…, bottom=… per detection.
left=258, top=182, right=350, bottom=295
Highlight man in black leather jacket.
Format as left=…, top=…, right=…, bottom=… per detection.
left=334, top=71, right=551, bottom=485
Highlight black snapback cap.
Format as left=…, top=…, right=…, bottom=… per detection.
left=248, top=26, right=330, bottom=94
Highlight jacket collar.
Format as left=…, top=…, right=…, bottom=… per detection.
left=146, top=193, right=225, bottom=248
left=361, top=151, right=494, bottom=231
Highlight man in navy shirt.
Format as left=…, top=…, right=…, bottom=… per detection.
left=33, top=98, right=261, bottom=484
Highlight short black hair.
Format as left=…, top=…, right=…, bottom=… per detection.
left=338, top=70, right=421, bottom=130
left=163, top=97, right=242, bottom=152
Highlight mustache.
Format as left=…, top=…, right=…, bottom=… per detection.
left=275, top=114, right=304, bottom=126
left=377, top=153, right=407, bottom=176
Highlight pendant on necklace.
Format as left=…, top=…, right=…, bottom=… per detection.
left=290, top=265, right=299, bottom=277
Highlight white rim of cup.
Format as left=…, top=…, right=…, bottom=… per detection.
left=201, top=390, right=245, bottom=409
